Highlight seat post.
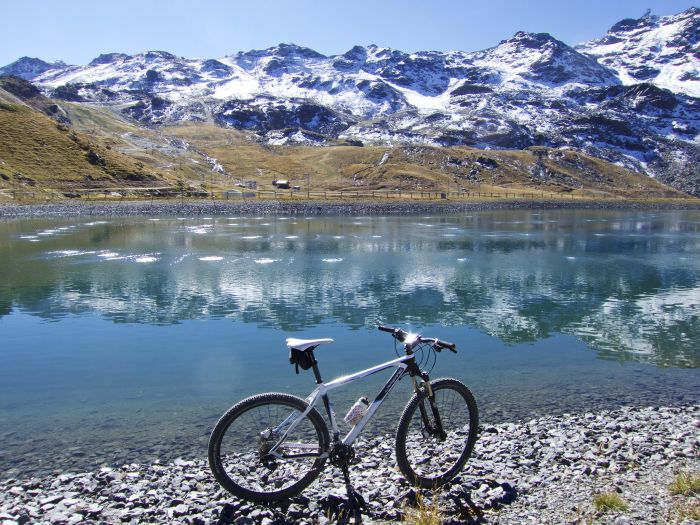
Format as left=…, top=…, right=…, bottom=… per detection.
left=309, top=351, right=323, bottom=384
left=306, top=350, right=337, bottom=440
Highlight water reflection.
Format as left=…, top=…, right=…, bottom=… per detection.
left=1, top=211, right=699, bottom=367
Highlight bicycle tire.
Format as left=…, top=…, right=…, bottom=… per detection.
left=208, top=392, right=330, bottom=501
left=395, top=378, right=478, bottom=488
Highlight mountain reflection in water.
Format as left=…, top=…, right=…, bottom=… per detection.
left=1, top=210, right=699, bottom=368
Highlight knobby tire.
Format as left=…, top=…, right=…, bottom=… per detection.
left=395, top=378, right=479, bottom=488
left=208, top=392, right=330, bottom=501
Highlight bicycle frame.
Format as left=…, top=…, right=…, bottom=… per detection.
left=268, top=353, right=415, bottom=458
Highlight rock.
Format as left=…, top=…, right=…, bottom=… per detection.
left=0, top=405, right=698, bottom=524
left=38, top=494, right=63, bottom=506
left=171, top=503, right=189, bottom=516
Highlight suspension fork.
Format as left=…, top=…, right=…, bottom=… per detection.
left=411, top=373, right=447, bottom=440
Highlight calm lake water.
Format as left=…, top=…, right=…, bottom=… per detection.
left=1, top=209, right=699, bottom=477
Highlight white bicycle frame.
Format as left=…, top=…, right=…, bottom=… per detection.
left=267, top=353, right=415, bottom=459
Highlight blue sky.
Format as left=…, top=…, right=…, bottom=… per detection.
left=2, top=0, right=696, bottom=66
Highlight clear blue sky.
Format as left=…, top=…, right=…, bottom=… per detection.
left=2, top=0, right=696, bottom=66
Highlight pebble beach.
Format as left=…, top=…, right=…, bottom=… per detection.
left=1, top=405, right=698, bottom=524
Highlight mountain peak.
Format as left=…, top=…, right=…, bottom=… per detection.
left=366, top=44, right=402, bottom=59
left=241, top=43, right=326, bottom=60
left=0, top=56, right=69, bottom=80
left=578, top=7, right=700, bottom=97
left=332, top=45, right=368, bottom=72
left=341, top=45, right=367, bottom=61
left=507, top=31, right=564, bottom=49
left=234, top=43, right=326, bottom=71
left=89, top=53, right=130, bottom=66
left=478, top=31, right=617, bottom=87
left=143, top=50, right=177, bottom=61
left=273, top=43, right=326, bottom=59
left=609, top=12, right=658, bottom=34
left=491, top=31, right=575, bottom=58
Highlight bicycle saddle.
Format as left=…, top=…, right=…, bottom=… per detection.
left=286, top=338, right=334, bottom=351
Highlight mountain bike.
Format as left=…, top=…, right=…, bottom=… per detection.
left=208, top=326, right=479, bottom=505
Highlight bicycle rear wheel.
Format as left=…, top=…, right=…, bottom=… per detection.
left=395, top=378, right=478, bottom=488
left=208, top=392, right=330, bottom=501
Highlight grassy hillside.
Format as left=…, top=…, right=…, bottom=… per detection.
left=58, top=103, right=247, bottom=191
left=167, top=124, right=686, bottom=199
left=0, top=101, right=168, bottom=190
left=0, top=90, right=691, bottom=200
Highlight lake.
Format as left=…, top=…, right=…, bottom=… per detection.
left=1, top=209, right=699, bottom=478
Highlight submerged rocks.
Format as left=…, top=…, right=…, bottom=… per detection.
left=0, top=405, right=697, bottom=524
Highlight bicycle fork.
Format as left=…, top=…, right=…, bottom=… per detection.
left=412, top=375, right=448, bottom=440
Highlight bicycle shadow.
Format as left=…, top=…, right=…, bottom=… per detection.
left=213, top=478, right=517, bottom=524
left=213, top=494, right=367, bottom=525
left=318, top=493, right=366, bottom=524
left=442, top=477, right=519, bottom=523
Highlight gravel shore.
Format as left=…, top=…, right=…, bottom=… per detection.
left=1, top=199, right=700, bottom=219
left=1, top=405, right=697, bottom=524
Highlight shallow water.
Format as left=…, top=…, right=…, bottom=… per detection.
left=1, top=210, right=699, bottom=477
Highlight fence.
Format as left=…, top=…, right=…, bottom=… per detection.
left=0, top=188, right=694, bottom=204
left=253, top=189, right=626, bottom=201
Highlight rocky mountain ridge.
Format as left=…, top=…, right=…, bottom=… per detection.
left=2, top=7, right=699, bottom=195
left=577, top=7, right=700, bottom=95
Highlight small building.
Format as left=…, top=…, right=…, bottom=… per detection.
left=223, top=189, right=255, bottom=199
left=272, top=180, right=290, bottom=189
left=235, top=181, right=257, bottom=189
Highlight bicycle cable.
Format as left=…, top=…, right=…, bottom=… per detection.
left=413, top=342, right=438, bottom=374
left=425, top=343, right=437, bottom=373
left=391, top=333, right=437, bottom=374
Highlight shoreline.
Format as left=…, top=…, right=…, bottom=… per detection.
left=1, top=404, right=697, bottom=524
left=2, top=199, right=700, bottom=219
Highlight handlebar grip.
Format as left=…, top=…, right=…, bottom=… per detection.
left=436, top=339, right=457, bottom=353
left=378, top=325, right=408, bottom=342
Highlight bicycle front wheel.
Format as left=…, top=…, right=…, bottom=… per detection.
left=395, top=378, right=478, bottom=488
left=208, top=392, right=330, bottom=501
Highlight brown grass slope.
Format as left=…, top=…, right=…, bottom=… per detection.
left=167, top=124, right=687, bottom=199
left=58, top=102, right=223, bottom=187
left=0, top=99, right=166, bottom=190
left=0, top=88, right=692, bottom=200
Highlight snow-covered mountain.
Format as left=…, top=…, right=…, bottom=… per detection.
left=0, top=56, right=69, bottom=80
left=577, top=7, right=700, bottom=97
left=2, top=7, right=699, bottom=194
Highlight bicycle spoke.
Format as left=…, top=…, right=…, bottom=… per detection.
left=396, top=379, right=478, bottom=487
left=209, top=394, right=328, bottom=500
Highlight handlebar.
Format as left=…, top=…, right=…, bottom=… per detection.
left=378, top=325, right=457, bottom=353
